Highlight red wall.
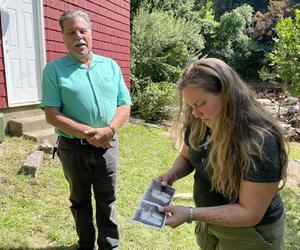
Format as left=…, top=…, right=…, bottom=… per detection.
left=0, top=18, right=8, bottom=109
left=44, top=0, right=131, bottom=87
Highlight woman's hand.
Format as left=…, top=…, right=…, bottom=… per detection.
left=156, top=145, right=193, bottom=186
left=160, top=205, right=189, bottom=228
left=156, top=172, right=177, bottom=186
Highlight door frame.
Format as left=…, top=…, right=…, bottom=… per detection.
left=0, top=0, right=47, bottom=107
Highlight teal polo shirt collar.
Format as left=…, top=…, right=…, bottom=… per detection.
left=64, top=53, right=104, bottom=69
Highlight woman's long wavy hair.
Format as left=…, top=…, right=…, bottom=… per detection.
left=172, top=58, right=288, bottom=201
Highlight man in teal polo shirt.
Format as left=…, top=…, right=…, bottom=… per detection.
left=41, top=10, right=131, bottom=250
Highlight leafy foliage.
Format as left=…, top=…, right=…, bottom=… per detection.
left=247, top=0, right=293, bottom=45
left=130, top=6, right=204, bottom=122
left=211, top=0, right=268, bottom=19
left=130, top=0, right=300, bottom=119
left=131, top=7, right=204, bottom=83
left=131, top=82, right=176, bottom=122
left=144, top=0, right=196, bottom=17
left=131, top=0, right=204, bottom=23
left=260, top=9, right=300, bottom=95
left=201, top=4, right=265, bottom=79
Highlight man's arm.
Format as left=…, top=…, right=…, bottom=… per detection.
left=85, top=104, right=131, bottom=147
left=109, top=104, right=131, bottom=130
left=44, top=107, right=93, bottom=138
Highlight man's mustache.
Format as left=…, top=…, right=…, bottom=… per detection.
left=73, top=39, right=87, bottom=46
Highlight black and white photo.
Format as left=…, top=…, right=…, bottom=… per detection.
left=132, top=179, right=176, bottom=229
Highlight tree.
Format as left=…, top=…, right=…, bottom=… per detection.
left=212, top=0, right=268, bottom=19
left=261, top=9, right=300, bottom=94
left=130, top=6, right=205, bottom=122
left=131, top=0, right=144, bottom=16
left=247, top=0, right=293, bottom=44
left=200, top=4, right=264, bottom=79
left=131, top=7, right=204, bottom=85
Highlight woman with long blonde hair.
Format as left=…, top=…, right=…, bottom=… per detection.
left=157, top=58, right=288, bottom=250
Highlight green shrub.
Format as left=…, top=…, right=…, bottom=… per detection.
left=131, top=82, right=176, bottom=123
left=260, top=9, right=300, bottom=95
left=131, top=6, right=204, bottom=84
left=202, top=4, right=268, bottom=79
left=130, top=6, right=204, bottom=123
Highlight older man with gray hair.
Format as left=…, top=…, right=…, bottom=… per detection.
left=41, top=10, right=131, bottom=250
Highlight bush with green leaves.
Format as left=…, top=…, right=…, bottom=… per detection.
left=131, top=7, right=204, bottom=84
left=247, top=0, right=293, bottom=45
left=203, top=4, right=253, bottom=57
left=131, top=82, right=176, bottom=123
left=143, top=0, right=196, bottom=18
left=131, top=6, right=204, bottom=122
left=133, top=0, right=214, bottom=21
left=201, top=4, right=267, bottom=79
left=260, top=9, right=300, bottom=95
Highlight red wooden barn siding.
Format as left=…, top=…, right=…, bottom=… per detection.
left=44, top=0, right=131, bottom=87
left=0, top=17, right=8, bottom=109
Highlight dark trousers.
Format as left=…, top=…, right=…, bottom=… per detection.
left=57, top=136, right=119, bottom=250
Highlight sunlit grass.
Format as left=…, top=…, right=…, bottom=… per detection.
left=0, top=124, right=299, bottom=249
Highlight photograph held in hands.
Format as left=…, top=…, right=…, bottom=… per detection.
left=132, top=179, right=176, bottom=229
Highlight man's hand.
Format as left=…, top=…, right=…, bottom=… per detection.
left=84, top=127, right=113, bottom=148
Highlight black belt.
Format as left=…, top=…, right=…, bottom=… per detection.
left=59, top=136, right=89, bottom=145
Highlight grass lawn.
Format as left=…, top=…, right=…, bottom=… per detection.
left=0, top=123, right=299, bottom=249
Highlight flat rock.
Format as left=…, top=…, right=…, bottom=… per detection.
left=20, top=150, right=44, bottom=177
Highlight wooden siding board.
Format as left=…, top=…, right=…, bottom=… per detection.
left=0, top=71, right=4, bottom=83
left=0, top=96, right=8, bottom=108
left=0, top=84, right=7, bottom=96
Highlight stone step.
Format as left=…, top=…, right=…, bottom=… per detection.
left=9, top=115, right=52, bottom=136
left=23, top=128, right=58, bottom=145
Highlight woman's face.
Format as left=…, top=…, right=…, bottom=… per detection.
left=183, top=85, right=223, bottom=128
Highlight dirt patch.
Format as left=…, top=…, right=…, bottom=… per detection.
left=287, top=160, right=300, bottom=187
left=0, top=142, right=9, bottom=154
left=29, top=235, right=52, bottom=248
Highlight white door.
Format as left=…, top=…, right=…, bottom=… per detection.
left=1, top=0, right=44, bottom=107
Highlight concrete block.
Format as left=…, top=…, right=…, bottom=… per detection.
left=9, top=115, right=52, bottom=136
left=37, top=139, right=54, bottom=154
left=20, top=150, right=44, bottom=177
left=23, top=128, right=57, bottom=145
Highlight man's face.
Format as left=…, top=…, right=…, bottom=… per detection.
left=62, top=16, right=92, bottom=62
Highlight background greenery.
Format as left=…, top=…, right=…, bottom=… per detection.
left=0, top=124, right=299, bottom=249
left=130, top=0, right=300, bottom=123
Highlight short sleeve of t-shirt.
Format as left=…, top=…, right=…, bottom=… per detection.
left=41, top=61, right=62, bottom=108
left=243, top=133, right=282, bottom=182
left=110, top=60, right=132, bottom=107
